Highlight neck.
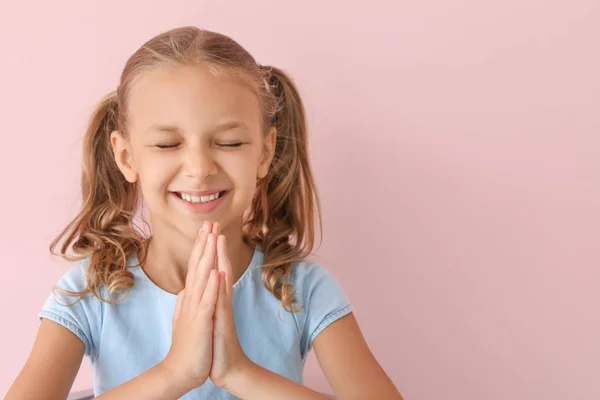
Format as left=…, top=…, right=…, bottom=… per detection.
left=143, top=220, right=254, bottom=295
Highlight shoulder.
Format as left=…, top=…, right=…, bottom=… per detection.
left=247, top=248, right=351, bottom=308
left=41, top=256, right=101, bottom=309
left=52, top=256, right=92, bottom=293
left=51, top=250, right=140, bottom=301
left=247, top=250, right=349, bottom=304
left=289, top=256, right=350, bottom=308
left=38, top=252, right=134, bottom=358
left=289, top=256, right=328, bottom=282
left=287, top=255, right=354, bottom=357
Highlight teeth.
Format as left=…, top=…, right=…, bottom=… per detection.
left=180, top=192, right=221, bottom=204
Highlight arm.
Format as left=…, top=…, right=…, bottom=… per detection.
left=224, top=360, right=331, bottom=400
left=93, top=363, right=189, bottom=400
left=6, top=320, right=84, bottom=400
left=8, top=225, right=221, bottom=400
left=313, top=313, right=403, bottom=400
left=6, top=320, right=192, bottom=400
left=210, top=243, right=331, bottom=400
left=223, top=313, right=402, bottom=400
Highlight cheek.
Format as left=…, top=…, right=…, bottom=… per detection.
left=225, top=155, right=259, bottom=199
left=229, top=164, right=254, bottom=192
left=237, top=149, right=261, bottom=177
left=136, top=155, right=176, bottom=191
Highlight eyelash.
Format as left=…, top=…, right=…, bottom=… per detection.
left=219, top=143, right=244, bottom=148
left=154, top=143, right=244, bottom=149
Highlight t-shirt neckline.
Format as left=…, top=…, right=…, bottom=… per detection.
left=128, top=246, right=263, bottom=298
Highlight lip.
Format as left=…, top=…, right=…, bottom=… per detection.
left=171, top=190, right=229, bottom=215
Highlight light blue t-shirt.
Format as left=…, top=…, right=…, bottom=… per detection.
left=39, top=246, right=353, bottom=399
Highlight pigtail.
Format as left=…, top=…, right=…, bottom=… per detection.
left=245, top=66, right=323, bottom=312
left=50, top=90, right=146, bottom=302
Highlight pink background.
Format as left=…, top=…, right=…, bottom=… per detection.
left=1, top=1, right=599, bottom=399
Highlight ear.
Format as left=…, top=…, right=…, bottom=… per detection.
left=110, top=130, right=138, bottom=183
left=257, top=126, right=276, bottom=179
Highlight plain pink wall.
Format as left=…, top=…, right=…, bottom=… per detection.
left=1, top=1, right=598, bottom=399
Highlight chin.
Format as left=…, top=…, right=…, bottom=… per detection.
left=178, top=215, right=225, bottom=236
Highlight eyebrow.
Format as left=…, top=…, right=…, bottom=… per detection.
left=144, top=121, right=249, bottom=135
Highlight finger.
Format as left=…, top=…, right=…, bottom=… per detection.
left=217, top=235, right=234, bottom=296
left=204, top=221, right=213, bottom=235
left=211, top=223, right=220, bottom=267
left=199, top=269, right=220, bottom=318
left=172, top=289, right=185, bottom=333
left=214, top=271, right=228, bottom=328
left=212, top=222, right=221, bottom=236
left=186, top=221, right=212, bottom=285
left=185, top=227, right=210, bottom=287
left=193, top=233, right=217, bottom=297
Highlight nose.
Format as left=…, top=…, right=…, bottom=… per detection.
left=183, top=145, right=218, bottom=179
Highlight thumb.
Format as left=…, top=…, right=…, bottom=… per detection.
left=172, top=289, right=185, bottom=335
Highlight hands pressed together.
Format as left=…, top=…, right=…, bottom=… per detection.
left=161, top=221, right=250, bottom=394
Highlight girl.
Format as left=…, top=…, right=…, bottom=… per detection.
left=7, top=27, right=402, bottom=400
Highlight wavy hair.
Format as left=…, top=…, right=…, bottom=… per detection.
left=50, top=26, right=322, bottom=312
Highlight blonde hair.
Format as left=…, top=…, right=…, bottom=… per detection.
left=50, top=26, right=322, bottom=312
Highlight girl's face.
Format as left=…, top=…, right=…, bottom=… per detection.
left=111, top=65, right=276, bottom=239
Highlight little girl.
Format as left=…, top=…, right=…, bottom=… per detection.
left=7, top=26, right=402, bottom=400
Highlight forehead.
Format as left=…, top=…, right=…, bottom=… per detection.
left=126, top=65, right=262, bottom=134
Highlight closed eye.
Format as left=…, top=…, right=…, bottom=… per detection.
left=154, top=143, right=180, bottom=149
left=218, top=143, right=244, bottom=148
left=152, top=142, right=245, bottom=149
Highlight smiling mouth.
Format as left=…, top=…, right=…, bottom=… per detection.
left=173, top=191, right=228, bottom=204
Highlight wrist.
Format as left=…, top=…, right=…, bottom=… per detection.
left=155, top=361, right=199, bottom=397
left=221, top=356, right=256, bottom=393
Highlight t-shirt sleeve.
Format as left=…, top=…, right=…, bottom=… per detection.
left=295, top=262, right=354, bottom=358
left=38, top=259, right=98, bottom=358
